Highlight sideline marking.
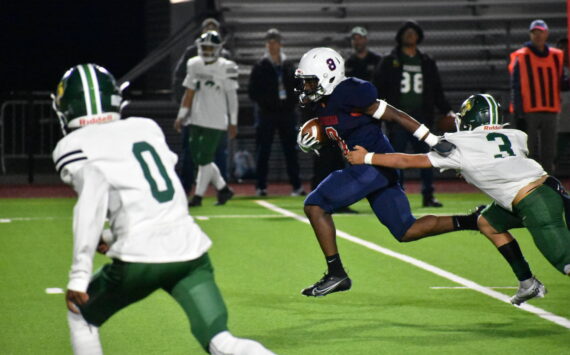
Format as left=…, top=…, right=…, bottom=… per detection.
left=431, top=286, right=517, bottom=290
left=45, top=288, right=64, bottom=294
left=256, top=200, right=570, bottom=330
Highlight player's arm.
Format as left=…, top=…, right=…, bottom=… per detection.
left=347, top=145, right=433, bottom=169
left=363, top=100, right=455, bottom=156
left=66, top=164, right=110, bottom=313
left=174, top=88, right=195, bottom=133
left=226, top=88, right=238, bottom=139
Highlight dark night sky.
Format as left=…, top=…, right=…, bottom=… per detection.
left=1, top=1, right=145, bottom=92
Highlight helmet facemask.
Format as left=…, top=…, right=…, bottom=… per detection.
left=197, top=31, right=223, bottom=64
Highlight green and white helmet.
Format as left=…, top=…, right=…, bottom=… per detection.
left=455, top=93, right=504, bottom=131
left=52, top=64, right=123, bottom=134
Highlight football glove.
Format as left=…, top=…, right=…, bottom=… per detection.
left=297, top=131, right=321, bottom=154
left=432, top=139, right=456, bottom=157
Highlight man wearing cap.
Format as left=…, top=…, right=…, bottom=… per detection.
left=509, top=19, right=566, bottom=174
left=345, top=26, right=382, bottom=81
left=373, top=20, right=454, bottom=207
left=248, top=28, right=304, bottom=197
left=171, top=18, right=233, bottom=197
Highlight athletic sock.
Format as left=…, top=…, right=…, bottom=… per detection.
left=67, top=311, right=103, bottom=355
left=210, top=163, right=226, bottom=190
left=498, top=240, right=533, bottom=281
left=452, top=214, right=478, bottom=230
left=326, top=253, right=347, bottom=277
left=195, top=164, right=212, bottom=197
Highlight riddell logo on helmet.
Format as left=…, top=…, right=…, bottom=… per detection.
left=79, top=114, right=114, bottom=126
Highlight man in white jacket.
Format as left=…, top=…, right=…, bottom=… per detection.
left=52, top=63, right=274, bottom=355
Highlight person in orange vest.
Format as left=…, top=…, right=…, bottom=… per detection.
left=509, top=19, right=566, bottom=173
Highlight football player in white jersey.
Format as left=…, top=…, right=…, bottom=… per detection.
left=175, top=31, right=238, bottom=207
left=347, top=93, right=570, bottom=305
left=52, top=64, right=275, bottom=355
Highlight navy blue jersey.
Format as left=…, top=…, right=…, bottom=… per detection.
left=310, top=78, right=395, bottom=155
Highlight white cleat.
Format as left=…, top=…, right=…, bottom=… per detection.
left=510, top=276, right=547, bottom=306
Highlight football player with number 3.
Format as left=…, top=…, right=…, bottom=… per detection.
left=347, top=93, right=570, bottom=304
left=295, top=47, right=486, bottom=298
left=52, top=64, right=275, bottom=355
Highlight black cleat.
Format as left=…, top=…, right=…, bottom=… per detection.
left=301, top=273, right=352, bottom=297
left=215, top=187, right=234, bottom=206
left=423, top=196, right=443, bottom=207
left=188, top=195, right=202, bottom=207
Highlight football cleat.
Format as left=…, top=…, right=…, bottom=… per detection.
left=215, top=187, right=234, bottom=206
left=291, top=187, right=306, bottom=197
left=301, top=273, right=352, bottom=297
left=256, top=188, right=267, bottom=197
left=422, top=196, right=443, bottom=207
left=188, top=195, right=203, bottom=207
left=510, top=276, right=546, bottom=306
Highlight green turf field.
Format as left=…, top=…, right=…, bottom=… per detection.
left=1, top=194, right=569, bottom=354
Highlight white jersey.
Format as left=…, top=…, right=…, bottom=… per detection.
left=427, top=126, right=546, bottom=211
left=182, top=56, right=239, bottom=130
left=53, top=118, right=212, bottom=292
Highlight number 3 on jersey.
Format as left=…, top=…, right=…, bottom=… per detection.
left=132, top=141, right=175, bottom=202
left=486, top=133, right=515, bottom=158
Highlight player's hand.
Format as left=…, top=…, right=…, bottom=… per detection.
left=346, top=145, right=369, bottom=165
left=228, top=125, right=238, bottom=139
left=174, top=119, right=183, bottom=133
left=432, top=139, right=456, bottom=157
left=66, top=289, right=89, bottom=314
left=297, top=131, right=320, bottom=153
left=97, top=239, right=110, bottom=254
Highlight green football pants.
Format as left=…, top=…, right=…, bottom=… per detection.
left=483, top=185, right=570, bottom=274
left=189, top=125, right=225, bottom=166
left=79, top=253, right=228, bottom=350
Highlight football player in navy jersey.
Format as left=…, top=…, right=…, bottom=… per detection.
left=295, top=48, right=480, bottom=297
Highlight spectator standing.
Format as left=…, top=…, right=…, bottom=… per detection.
left=556, top=38, right=570, bottom=163
left=248, top=28, right=304, bottom=196
left=509, top=19, right=565, bottom=174
left=373, top=20, right=454, bottom=207
left=172, top=18, right=232, bottom=195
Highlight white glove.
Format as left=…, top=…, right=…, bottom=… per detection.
left=297, top=130, right=321, bottom=154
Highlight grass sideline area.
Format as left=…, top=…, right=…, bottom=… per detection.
left=1, top=194, right=569, bottom=354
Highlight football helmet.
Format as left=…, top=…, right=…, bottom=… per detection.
left=196, top=31, right=223, bottom=63
left=295, top=47, right=345, bottom=103
left=52, top=64, right=123, bottom=135
left=455, top=93, right=503, bottom=131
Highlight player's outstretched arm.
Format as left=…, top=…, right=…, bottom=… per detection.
left=347, top=145, right=433, bottom=169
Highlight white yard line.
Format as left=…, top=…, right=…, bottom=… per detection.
left=255, top=200, right=570, bottom=330
left=431, top=286, right=517, bottom=289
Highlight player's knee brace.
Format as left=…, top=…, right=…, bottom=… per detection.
left=209, top=331, right=275, bottom=355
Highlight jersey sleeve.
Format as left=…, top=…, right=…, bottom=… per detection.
left=346, top=81, right=378, bottom=108
left=67, top=163, right=110, bottom=292
left=223, top=60, right=239, bottom=91
left=182, top=57, right=198, bottom=90
left=53, top=136, right=88, bottom=186
left=427, top=134, right=462, bottom=170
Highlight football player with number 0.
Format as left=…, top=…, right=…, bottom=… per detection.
left=52, top=64, right=275, bottom=355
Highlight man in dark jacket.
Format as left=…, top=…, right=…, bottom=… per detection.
left=248, top=29, right=304, bottom=196
left=373, top=20, right=454, bottom=207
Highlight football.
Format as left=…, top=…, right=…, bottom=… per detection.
left=299, top=118, right=326, bottom=144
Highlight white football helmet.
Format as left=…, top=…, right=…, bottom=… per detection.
left=196, top=31, right=223, bottom=63
left=295, top=47, right=345, bottom=102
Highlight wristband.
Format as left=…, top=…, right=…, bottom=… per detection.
left=424, top=133, right=439, bottom=147
left=412, top=124, right=429, bottom=140
left=364, top=152, right=375, bottom=165
left=177, top=107, right=189, bottom=121
left=372, top=100, right=387, bottom=119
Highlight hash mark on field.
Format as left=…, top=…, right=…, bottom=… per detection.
left=256, top=200, right=570, bottom=330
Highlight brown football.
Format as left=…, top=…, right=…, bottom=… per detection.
left=300, top=118, right=326, bottom=143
